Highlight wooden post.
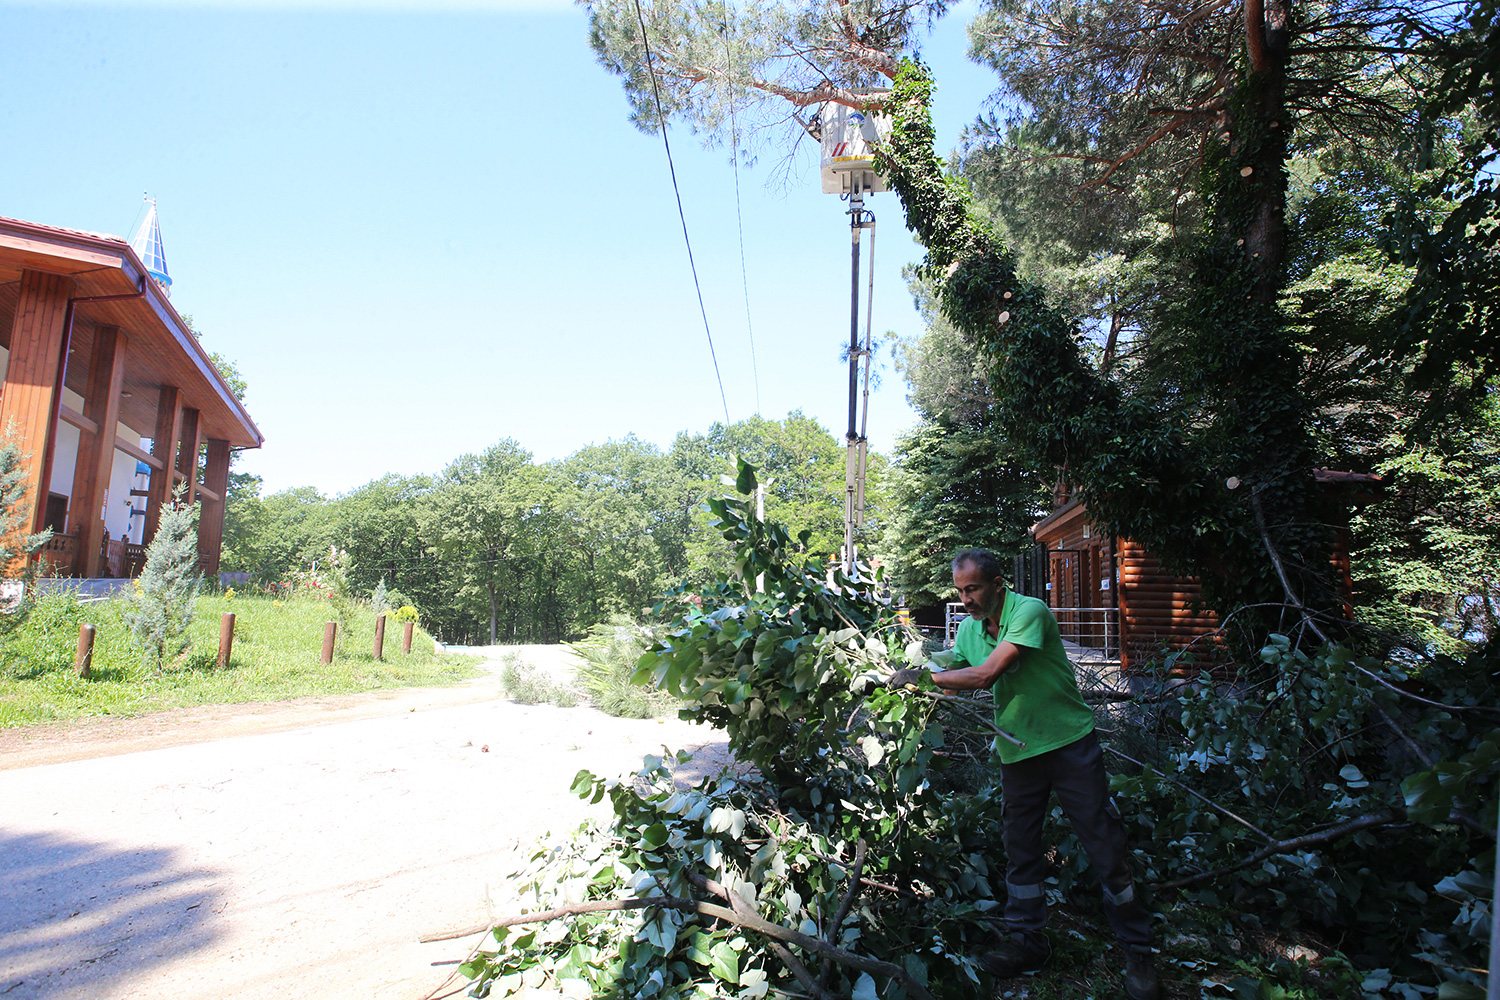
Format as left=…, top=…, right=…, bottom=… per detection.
left=218, top=612, right=235, bottom=668
left=198, top=439, right=232, bottom=575
left=321, top=621, right=336, bottom=664
left=402, top=621, right=414, bottom=655
left=175, top=407, right=202, bottom=503
left=143, top=386, right=182, bottom=545
left=373, top=613, right=386, bottom=661
left=72, top=325, right=128, bottom=578
left=74, top=623, right=95, bottom=678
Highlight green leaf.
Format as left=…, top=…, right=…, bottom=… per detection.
left=735, top=460, right=758, bottom=496
left=739, top=967, right=769, bottom=998
left=1437, top=983, right=1486, bottom=1000
left=642, top=822, right=670, bottom=848
left=709, top=941, right=740, bottom=983
left=851, top=972, right=879, bottom=1000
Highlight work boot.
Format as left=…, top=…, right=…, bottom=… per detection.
left=979, top=933, right=1051, bottom=978
left=1124, top=949, right=1159, bottom=1000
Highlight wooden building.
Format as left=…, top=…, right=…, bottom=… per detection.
left=1029, top=497, right=1223, bottom=670
left=1029, top=472, right=1374, bottom=671
left=0, top=214, right=262, bottom=579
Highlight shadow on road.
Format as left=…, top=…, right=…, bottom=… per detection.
left=0, top=827, right=224, bottom=999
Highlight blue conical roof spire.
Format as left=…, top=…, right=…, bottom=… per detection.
left=130, top=196, right=172, bottom=296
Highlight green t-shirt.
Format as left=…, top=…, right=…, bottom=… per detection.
left=950, top=591, right=1095, bottom=764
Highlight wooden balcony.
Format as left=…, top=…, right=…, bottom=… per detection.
left=35, top=532, right=145, bottom=579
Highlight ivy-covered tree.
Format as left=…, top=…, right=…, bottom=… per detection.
left=124, top=490, right=201, bottom=670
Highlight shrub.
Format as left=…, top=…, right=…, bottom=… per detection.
left=0, top=590, right=88, bottom=679
left=123, top=490, right=201, bottom=670
left=570, top=614, right=677, bottom=718
left=389, top=604, right=420, bottom=623
left=498, top=651, right=577, bottom=707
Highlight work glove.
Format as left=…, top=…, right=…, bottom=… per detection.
left=887, top=667, right=926, bottom=691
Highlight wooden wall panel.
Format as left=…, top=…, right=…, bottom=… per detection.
left=1115, top=539, right=1225, bottom=671
left=0, top=270, right=74, bottom=552
left=0, top=280, right=19, bottom=350
left=143, top=386, right=181, bottom=545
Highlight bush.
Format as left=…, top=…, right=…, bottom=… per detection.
left=0, top=590, right=89, bottom=679
left=569, top=614, right=677, bottom=718
left=498, top=651, right=577, bottom=707
left=123, top=492, right=201, bottom=669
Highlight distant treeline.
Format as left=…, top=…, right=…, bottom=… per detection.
left=221, top=413, right=889, bottom=645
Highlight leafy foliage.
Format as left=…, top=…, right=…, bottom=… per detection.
left=571, top=614, right=678, bottom=719
left=123, top=490, right=201, bottom=670
left=220, top=414, right=879, bottom=646
left=0, top=429, right=51, bottom=620
left=459, top=463, right=1010, bottom=999
left=499, top=651, right=579, bottom=708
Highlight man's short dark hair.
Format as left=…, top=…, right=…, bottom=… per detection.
left=952, top=548, right=1005, bottom=582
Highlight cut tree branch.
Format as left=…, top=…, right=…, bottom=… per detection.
left=822, top=840, right=869, bottom=988
left=420, top=893, right=938, bottom=1000
left=1158, top=808, right=1404, bottom=889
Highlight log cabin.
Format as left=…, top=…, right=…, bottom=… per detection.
left=0, top=213, right=262, bottom=582
left=1026, top=472, right=1375, bottom=671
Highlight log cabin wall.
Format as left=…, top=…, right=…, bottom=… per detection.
left=1114, top=540, right=1224, bottom=670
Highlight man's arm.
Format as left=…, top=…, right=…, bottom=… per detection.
left=930, top=640, right=1024, bottom=690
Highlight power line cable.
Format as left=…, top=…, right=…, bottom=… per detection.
left=633, top=0, right=732, bottom=426
left=721, top=17, right=761, bottom=415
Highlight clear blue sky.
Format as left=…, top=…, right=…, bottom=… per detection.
left=1, top=0, right=999, bottom=496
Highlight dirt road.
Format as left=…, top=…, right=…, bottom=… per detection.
left=0, top=646, right=727, bottom=1000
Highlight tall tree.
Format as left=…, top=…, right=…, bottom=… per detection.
left=421, top=440, right=562, bottom=645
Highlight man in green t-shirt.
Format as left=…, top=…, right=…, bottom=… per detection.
left=888, top=548, right=1157, bottom=1000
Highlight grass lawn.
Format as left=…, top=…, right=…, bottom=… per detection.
left=0, top=590, right=482, bottom=729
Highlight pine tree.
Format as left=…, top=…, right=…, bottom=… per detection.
left=0, top=430, right=54, bottom=631
left=0, top=434, right=52, bottom=572
left=124, top=488, right=201, bottom=670
left=371, top=577, right=389, bottom=614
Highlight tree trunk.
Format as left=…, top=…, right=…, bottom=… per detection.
left=488, top=580, right=497, bottom=645
left=1243, top=0, right=1289, bottom=305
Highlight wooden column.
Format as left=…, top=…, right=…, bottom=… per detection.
left=176, top=407, right=202, bottom=503
left=142, top=386, right=182, bottom=545
left=70, top=325, right=127, bottom=577
left=198, top=438, right=231, bottom=576
left=0, top=270, right=74, bottom=554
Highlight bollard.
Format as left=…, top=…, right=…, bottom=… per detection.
left=402, top=621, right=414, bottom=655
left=373, top=613, right=386, bottom=661
left=218, top=612, right=236, bottom=668
left=322, top=621, right=337, bottom=664
left=74, top=623, right=96, bottom=678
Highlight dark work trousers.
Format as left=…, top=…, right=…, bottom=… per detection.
left=998, top=729, right=1152, bottom=951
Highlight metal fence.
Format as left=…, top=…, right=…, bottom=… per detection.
left=945, top=602, right=1119, bottom=662
left=1050, top=606, right=1120, bottom=661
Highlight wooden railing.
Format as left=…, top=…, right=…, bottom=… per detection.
left=37, top=532, right=77, bottom=576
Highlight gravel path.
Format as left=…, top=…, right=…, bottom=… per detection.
left=0, top=645, right=726, bottom=1000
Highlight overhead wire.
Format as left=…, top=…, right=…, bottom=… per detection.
left=632, top=0, right=732, bottom=426
left=721, top=14, right=761, bottom=415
